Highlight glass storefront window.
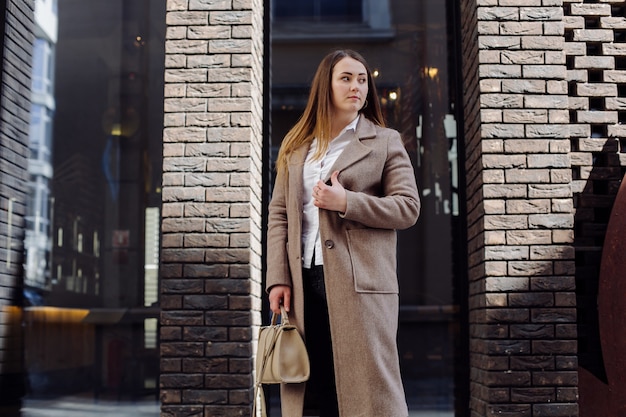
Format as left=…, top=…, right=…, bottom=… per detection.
left=273, top=0, right=363, bottom=23
left=22, top=0, right=165, bottom=415
left=270, top=0, right=466, bottom=415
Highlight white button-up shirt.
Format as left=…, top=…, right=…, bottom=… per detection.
left=301, top=115, right=359, bottom=268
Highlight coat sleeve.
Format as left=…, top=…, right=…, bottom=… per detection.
left=266, top=167, right=293, bottom=292
left=341, top=129, right=421, bottom=230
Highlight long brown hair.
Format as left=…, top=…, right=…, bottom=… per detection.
left=275, top=49, right=385, bottom=175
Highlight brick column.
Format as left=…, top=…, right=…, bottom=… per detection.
left=461, top=1, right=578, bottom=416
left=160, top=0, right=264, bottom=416
left=0, top=0, right=33, bottom=415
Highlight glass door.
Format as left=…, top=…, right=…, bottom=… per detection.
left=269, top=0, right=466, bottom=415
left=394, top=2, right=466, bottom=414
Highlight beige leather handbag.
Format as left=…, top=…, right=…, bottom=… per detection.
left=253, top=306, right=310, bottom=417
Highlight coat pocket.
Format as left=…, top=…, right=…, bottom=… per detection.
left=346, top=228, right=399, bottom=294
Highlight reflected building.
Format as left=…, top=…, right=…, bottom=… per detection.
left=25, top=0, right=56, bottom=293
left=19, top=0, right=165, bottom=405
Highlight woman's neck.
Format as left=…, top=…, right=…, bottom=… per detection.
left=330, top=112, right=358, bottom=139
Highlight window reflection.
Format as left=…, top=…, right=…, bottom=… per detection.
left=23, top=0, right=165, bottom=414
left=273, top=0, right=363, bottom=23
left=270, top=0, right=465, bottom=414
left=271, top=0, right=393, bottom=41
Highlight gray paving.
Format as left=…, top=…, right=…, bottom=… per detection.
left=21, top=397, right=159, bottom=417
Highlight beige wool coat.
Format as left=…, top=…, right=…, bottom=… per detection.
left=266, top=116, right=420, bottom=417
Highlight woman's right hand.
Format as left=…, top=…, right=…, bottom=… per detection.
left=269, top=285, right=291, bottom=314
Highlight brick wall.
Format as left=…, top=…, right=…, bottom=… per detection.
left=564, top=0, right=626, bottom=415
left=460, top=0, right=578, bottom=416
left=0, top=0, right=34, bottom=413
left=159, top=0, right=264, bottom=415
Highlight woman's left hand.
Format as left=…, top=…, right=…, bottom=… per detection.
left=313, top=170, right=347, bottom=213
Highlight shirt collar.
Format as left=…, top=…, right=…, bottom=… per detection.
left=342, top=114, right=360, bottom=136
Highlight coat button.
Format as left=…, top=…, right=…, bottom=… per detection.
left=324, top=240, right=334, bottom=249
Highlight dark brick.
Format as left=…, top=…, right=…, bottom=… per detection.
left=511, top=387, right=555, bottom=403
left=183, top=295, right=228, bottom=310
left=532, top=340, right=577, bottom=355
left=162, top=326, right=183, bottom=341
left=555, top=324, right=577, bottom=338
left=510, top=355, right=555, bottom=371
left=510, top=324, right=554, bottom=339
left=487, top=404, right=531, bottom=417
left=205, top=311, right=252, bottom=326
left=184, top=326, right=227, bottom=342
left=160, top=389, right=182, bottom=404
left=486, top=308, right=530, bottom=323
left=161, top=342, right=204, bottom=357
left=205, top=248, right=250, bottom=263
left=555, top=355, right=578, bottom=370
left=162, top=358, right=182, bottom=373
left=161, top=264, right=183, bottom=278
left=472, top=368, right=490, bottom=387
left=484, top=370, right=531, bottom=387
left=472, top=324, right=508, bottom=338
left=182, top=389, right=228, bottom=404
left=471, top=353, right=510, bottom=371
left=509, top=292, right=554, bottom=307
left=160, top=374, right=204, bottom=389
left=533, top=371, right=578, bottom=386
left=229, top=264, right=252, bottom=278
left=182, top=358, right=228, bottom=373
left=161, top=311, right=204, bottom=326
left=185, top=263, right=230, bottom=278
left=554, top=292, right=576, bottom=307
left=161, top=295, right=183, bottom=309
left=556, top=387, right=578, bottom=402
left=486, top=339, right=531, bottom=355
left=204, top=278, right=250, bottom=293
left=530, top=277, right=575, bottom=291
left=228, top=389, right=252, bottom=405
left=228, top=295, right=252, bottom=309
left=229, top=358, right=253, bottom=373
left=484, top=387, right=510, bottom=402
left=228, top=327, right=252, bottom=342
left=533, top=403, right=578, bottom=416
left=162, top=279, right=204, bottom=294
left=203, top=406, right=250, bottom=417
left=161, top=405, right=203, bottom=417
left=531, top=308, right=577, bottom=323
left=162, top=248, right=205, bottom=263
left=205, top=374, right=251, bottom=389
left=206, top=341, right=252, bottom=358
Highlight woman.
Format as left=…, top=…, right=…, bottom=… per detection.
left=266, top=49, right=420, bottom=417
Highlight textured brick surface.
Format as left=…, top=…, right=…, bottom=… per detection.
left=0, top=0, right=33, bottom=409
left=462, top=0, right=578, bottom=415
left=160, top=0, right=264, bottom=415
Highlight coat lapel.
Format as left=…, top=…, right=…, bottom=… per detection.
left=324, top=116, right=376, bottom=182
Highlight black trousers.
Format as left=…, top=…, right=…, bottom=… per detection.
left=302, top=266, right=340, bottom=417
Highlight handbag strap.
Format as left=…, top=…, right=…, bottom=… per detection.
left=252, top=383, right=267, bottom=417
left=270, top=305, right=289, bottom=325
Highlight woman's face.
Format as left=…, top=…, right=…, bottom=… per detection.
left=330, top=56, right=369, bottom=118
